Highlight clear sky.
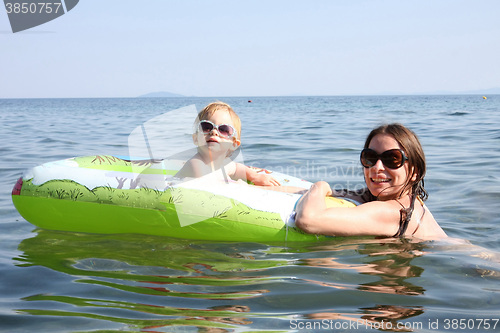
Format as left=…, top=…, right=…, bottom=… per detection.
left=1, top=0, right=499, bottom=98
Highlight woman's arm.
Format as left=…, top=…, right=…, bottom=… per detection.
left=295, top=181, right=401, bottom=237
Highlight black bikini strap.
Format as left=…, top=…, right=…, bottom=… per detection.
left=393, top=193, right=417, bottom=238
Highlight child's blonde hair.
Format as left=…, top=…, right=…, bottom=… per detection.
left=196, top=102, right=242, bottom=139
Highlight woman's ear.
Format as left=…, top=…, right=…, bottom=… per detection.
left=410, top=167, right=418, bottom=182
left=406, top=166, right=418, bottom=183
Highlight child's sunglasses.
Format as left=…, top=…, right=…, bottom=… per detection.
left=360, top=148, right=408, bottom=169
left=199, top=120, right=235, bottom=138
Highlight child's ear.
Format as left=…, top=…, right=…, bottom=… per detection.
left=232, top=138, right=241, bottom=149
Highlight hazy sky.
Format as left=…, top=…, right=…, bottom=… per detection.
left=1, top=0, right=499, bottom=98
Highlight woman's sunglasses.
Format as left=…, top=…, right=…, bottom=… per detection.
left=198, top=120, right=235, bottom=138
left=360, top=148, right=408, bottom=169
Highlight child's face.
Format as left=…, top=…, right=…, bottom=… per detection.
left=194, top=110, right=241, bottom=157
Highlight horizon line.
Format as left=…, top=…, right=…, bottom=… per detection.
left=1, top=92, right=498, bottom=100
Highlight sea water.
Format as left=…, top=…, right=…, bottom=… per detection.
left=0, top=96, right=499, bottom=332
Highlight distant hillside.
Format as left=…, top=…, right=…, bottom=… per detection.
left=137, top=91, right=185, bottom=98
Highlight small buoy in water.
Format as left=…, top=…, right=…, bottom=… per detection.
left=248, top=100, right=252, bottom=103
left=483, top=96, right=487, bottom=100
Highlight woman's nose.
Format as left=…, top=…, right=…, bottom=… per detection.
left=373, top=159, right=385, bottom=170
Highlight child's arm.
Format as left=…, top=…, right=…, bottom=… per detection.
left=232, top=163, right=280, bottom=186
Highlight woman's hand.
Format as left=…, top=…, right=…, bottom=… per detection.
left=310, top=181, right=333, bottom=196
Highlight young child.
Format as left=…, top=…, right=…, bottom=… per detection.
left=175, top=102, right=280, bottom=186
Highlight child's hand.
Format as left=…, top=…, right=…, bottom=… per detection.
left=239, top=164, right=281, bottom=186
left=252, top=173, right=281, bottom=186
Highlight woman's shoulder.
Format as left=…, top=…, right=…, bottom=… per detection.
left=413, top=204, right=447, bottom=240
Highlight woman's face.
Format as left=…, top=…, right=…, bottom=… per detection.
left=363, top=134, right=412, bottom=200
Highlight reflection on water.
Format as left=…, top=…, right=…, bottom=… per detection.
left=15, top=231, right=497, bottom=332
left=296, top=239, right=425, bottom=331
left=295, top=239, right=427, bottom=331
left=301, top=239, right=426, bottom=296
left=15, top=231, right=284, bottom=331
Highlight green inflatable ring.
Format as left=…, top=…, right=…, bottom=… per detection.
left=12, top=155, right=356, bottom=242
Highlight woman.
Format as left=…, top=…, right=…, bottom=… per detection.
left=295, top=123, right=447, bottom=240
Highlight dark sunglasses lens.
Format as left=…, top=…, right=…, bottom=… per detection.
left=361, top=149, right=405, bottom=169
left=200, top=122, right=214, bottom=133
left=360, top=149, right=377, bottom=168
left=218, top=125, right=233, bottom=137
left=381, top=150, right=404, bottom=169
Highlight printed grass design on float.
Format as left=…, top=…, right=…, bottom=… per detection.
left=18, top=178, right=284, bottom=228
